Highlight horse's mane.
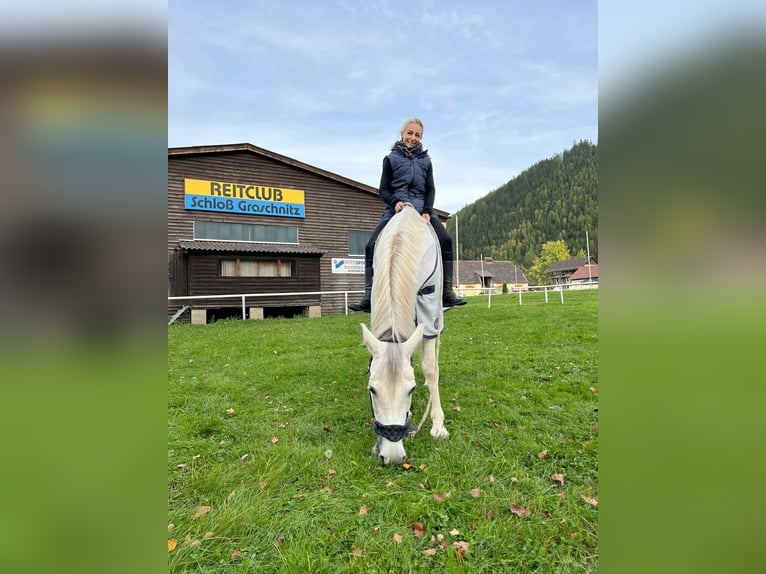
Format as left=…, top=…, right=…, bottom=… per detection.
left=371, top=207, right=427, bottom=342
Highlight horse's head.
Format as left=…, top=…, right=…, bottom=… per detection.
left=361, top=322, right=425, bottom=465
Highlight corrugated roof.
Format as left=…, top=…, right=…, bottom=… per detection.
left=178, top=240, right=324, bottom=255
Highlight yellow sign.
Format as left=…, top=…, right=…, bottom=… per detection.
left=184, top=178, right=305, bottom=218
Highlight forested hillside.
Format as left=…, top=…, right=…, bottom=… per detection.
left=446, top=140, right=597, bottom=270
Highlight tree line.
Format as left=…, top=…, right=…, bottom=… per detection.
left=446, top=140, right=597, bottom=274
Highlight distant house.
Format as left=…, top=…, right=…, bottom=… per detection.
left=546, top=256, right=597, bottom=285
left=569, top=263, right=599, bottom=284
left=454, top=258, right=528, bottom=296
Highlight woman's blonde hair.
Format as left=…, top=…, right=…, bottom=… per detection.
left=400, top=118, right=424, bottom=135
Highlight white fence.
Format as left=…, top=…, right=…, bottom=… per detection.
left=167, top=282, right=598, bottom=324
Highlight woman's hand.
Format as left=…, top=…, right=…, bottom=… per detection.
left=395, top=201, right=405, bottom=212
left=421, top=213, right=431, bottom=222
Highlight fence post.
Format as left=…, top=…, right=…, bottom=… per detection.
left=560, top=286, right=564, bottom=304
left=544, top=287, right=549, bottom=303
left=241, top=296, right=246, bottom=319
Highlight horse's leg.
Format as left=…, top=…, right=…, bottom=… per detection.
left=421, top=337, right=449, bottom=439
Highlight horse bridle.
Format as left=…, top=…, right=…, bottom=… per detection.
left=368, top=388, right=416, bottom=442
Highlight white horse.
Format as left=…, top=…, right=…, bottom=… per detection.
left=361, top=205, right=449, bottom=465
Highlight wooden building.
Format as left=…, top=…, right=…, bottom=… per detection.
left=454, top=258, right=528, bottom=296
left=168, top=143, right=448, bottom=323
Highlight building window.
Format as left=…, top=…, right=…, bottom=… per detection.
left=220, top=258, right=294, bottom=277
left=195, top=221, right=298, bottom=243
left=348, top=230, right=372, bottom=256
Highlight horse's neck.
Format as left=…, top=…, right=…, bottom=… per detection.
left=371, top=210, right=427, bottom=341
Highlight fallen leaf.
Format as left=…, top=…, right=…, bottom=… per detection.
left=177, top=463, right=187, bottom=469
left=393, top=533, right=403, bottom=543
left=385, top=481, right=394, bottom=488
left=259, top=481, right=267, bottom=490
left=433, top=491, right=451, bottom=502
left=275, top=534, right=285, bottom=547
left=511, top=477, right=518, bottom=483
left=581, top=494, right=598, bottom=506
left=359, top=505, right=368, bottom=516
left=228, top=490, right=236, bottom=500
left=413, top=523, right=425, bottom=539
left=351, top=545, right=363, bottom=557
left=538, top=449, right=549, bottom=459
left=452, top=405, right=461, bottom=412
left=168, top=523, right=175, bottom=532
left=418, top=483, right=426, bottom=489
left=568, top=532, right=578, bottom=539
left=470, top=488, right=482, bottom=498
left=419, top=464, right=426, bottom=470
left=192, top=454, right=201, bottom=461
left=361, top=492, right=369, bottom=498
left=240, top=454, right=249, bottom=461
left=486, top=509, right=494, bottom=520
left=190, top=540, right=201, bottom=548
left=590, top=386, right=597, bottom=393
left=168, top=539, right=177, bottom=552
left=422, top=548, right=437, bottom=556
left=328, top=468, right=336, bottom=477
left=320, top=486, right=332, bottom=493
left=226, top=408, right=236, bottom=415
left=452, top=540, right=469, bottom=560
left=551, top=473, right=565, bottom=486
left=489, top=475, right=496, bottom=483
left=449, top=528, right=460, bottom=536
left=510, top=504, right=531, bottom=518
left=373, top=527, right=380, bottom=534
left=192, top=505, right=211, bottom=520
left=203, top=531, right=215, bottom=539
left=271, top=436, right=279, bottom=444
left=231, top=549, right=241, bottom=560
left=402, top=462, right=412, bottom=470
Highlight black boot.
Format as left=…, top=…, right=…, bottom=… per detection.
left=348, top=262, right=373, bottom=312
left=442, top=258, right=467, bottom=308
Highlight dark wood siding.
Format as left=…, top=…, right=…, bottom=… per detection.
left=168, top=148, right=388, bottom=315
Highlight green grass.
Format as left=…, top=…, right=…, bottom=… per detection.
left=168, top=290, right=598, bottom=573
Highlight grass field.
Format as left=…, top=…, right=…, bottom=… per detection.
left=168, top=290, right=598, bottom=573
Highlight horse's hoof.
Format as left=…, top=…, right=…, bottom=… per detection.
left=430, top=427, right=449, bottom=439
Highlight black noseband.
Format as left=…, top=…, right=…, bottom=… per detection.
left=369, top=390, right=416, bottom=442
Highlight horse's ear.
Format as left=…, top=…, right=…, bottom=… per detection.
left=401, top=323, right=425, bottom=358
left=361, top=323, right=381, bottom=353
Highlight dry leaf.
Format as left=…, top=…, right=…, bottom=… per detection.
left=328, top=468, right=336, bottom=477
left=510, top=504, right=531, bottom=517
left=402, top=462, right=412, bottom=470
left=177, top=463, right=187, bottom=469
left=418, top=483, right=426, bottom=489
left=511, top=477, right=518, bottom=483
left=581, top=494, right=598, bottom=506
left=230, top=549, right=241, bottom=560
left=203, top=531, right=215, bottom=539
left=226, top=407, right=235, bottom=415
left=551, top=473, right=565, bottom=486
left=422, top=548, right=437, bottom=556
left=470, top=488, right=482, bottom=498
left=190, top=540, right=201, bottom=548
left=393, top=533, right=403, bottom=543
left=452, top=405, right=461, bottom=412
left=433, top=491, right=451, bottom=502
left=373, top=527, right=380, bottom=534
left=486, top=509, right=494, bottom=520
left=489, top=475, right=496, bottom=483
left=228, top=490, right=236, bottom=500
left=192, top=505, right=211, bottom=520
left=449, top=528, right=460, bottom=536
left=271, top=436, right=279, bottom=444
left=192, top=454, right=201, bottom=461
left=589, top=386, right=597, bottom=393
left=568, top=532, right=578, bottom=539
left=275, top=534, right=285, bottom=547
left=359, top=505, right=368, bottom=516
left=320, top=486, right=332, bottom=493
left=168, top=523, right=175, bottom=532
left=413, top=523, right=425, bottom=539
left=259, top=481, right=267, bottom=490
left=537, top=449, right=549, bottom=459
left=351, top=545, right=363, bottom=557
left=452, top=540, right=469, bottom=560
left=240, top=453, right=249, bottom=461
left=385, top=481, right=394, bottom=488
left=168, top=539, right=177, bottom=552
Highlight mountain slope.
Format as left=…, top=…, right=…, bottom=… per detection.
left=447, top=140, right=597, bottom=270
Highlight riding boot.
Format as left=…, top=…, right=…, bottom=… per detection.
left=442, top=258, right=467, bottom=307
left=348, top=262, right=373, bottom=312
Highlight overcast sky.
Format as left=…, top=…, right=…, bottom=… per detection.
left=168, top=0, right=598, bottom=214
